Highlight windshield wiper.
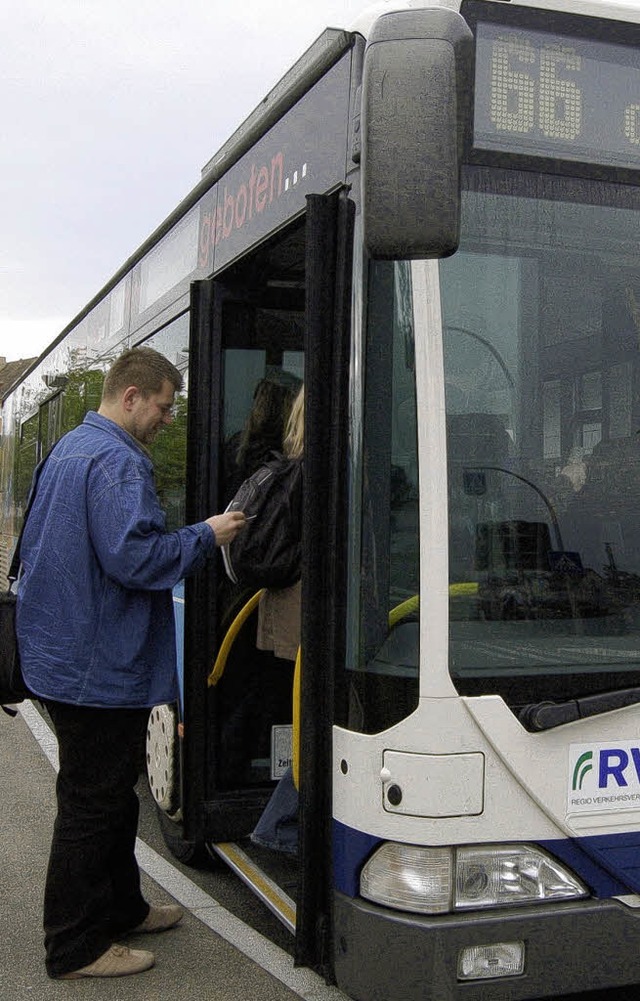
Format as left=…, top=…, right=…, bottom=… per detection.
left=519, top=687, right=640, bottom=732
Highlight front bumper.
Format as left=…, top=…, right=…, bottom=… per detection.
left=334, top=891, right=640, bottom=1001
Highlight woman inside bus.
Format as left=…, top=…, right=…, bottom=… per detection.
left=217, top=375, right=300, bottom=787
left=222, top=376, right=296, bottom=505
left=251, top=385, right=304, bottom=854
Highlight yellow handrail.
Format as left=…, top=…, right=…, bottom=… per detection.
left=388, top=595, right=420, bottom=628
left=207, top=589, right=265, bottom=687
left=387, top=583, right=478, bottom=628
left=292, top=646, right=302, bottom=791
left=450, top=582, right=479, bottom=596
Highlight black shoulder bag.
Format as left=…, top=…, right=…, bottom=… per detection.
left=0, top=546, right=33, bottom=717
left=0, top=451, right=52, bottom=716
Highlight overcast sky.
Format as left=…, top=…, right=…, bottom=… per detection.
left=2, top=0, right=372, bottom=363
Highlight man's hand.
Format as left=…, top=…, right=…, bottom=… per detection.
left=206, top=511, right=246, bottom=546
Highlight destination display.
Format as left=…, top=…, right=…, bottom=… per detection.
left=474, top=20, right=640, bottom=169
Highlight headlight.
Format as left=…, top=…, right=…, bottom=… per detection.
left=455, top=845, right=587, bottom=909
left=360, top=843, right=452, bottom=913
left=360, top=842, right=588, bottom=914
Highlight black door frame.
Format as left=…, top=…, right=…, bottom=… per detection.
left=296, top=189, right=355, bottom=973
left=183, top=189, right=355, bottom=979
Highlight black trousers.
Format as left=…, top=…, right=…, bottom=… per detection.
left=43, top=702, right=151, bottom=977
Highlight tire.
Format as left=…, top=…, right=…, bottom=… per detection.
left=146, top=703, right=208, bottom=867
left=146, top=703, right=180, bottom=816
left=155, top=802, right=208, bottom=868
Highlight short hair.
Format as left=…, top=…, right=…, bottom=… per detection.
left=102, top=347, right=183, bottom=401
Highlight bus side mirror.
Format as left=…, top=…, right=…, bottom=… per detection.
left=362, top=8, right=474, bottom=260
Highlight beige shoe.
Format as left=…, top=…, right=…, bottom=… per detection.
left=56, top=943, right=155, bottom=979
left=132, top=903, right=184, bottom=934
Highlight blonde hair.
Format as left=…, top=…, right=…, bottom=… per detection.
left=283, top=386, right=304, bottom=459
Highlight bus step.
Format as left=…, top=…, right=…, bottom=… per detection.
left=209, top=840, right=296, bottom=934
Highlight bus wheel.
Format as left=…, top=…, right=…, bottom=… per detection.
left=155, top=804, right=208, bottom=867
left=146, top=703, right=180, bottom=817
left=146, top=703, right=208, bottom=867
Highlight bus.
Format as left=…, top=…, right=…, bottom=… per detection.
left=4, top=0, right=640, bottom=996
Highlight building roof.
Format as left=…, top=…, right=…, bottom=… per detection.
left=0, top=358, right=37, bottom=398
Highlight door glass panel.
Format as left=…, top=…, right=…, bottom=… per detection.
left=216, top=342, right=304, bottom=788
left=346, top=261, right=420, bottom=734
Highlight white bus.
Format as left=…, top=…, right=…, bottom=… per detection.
left=4, top=1, right=640, bottom=997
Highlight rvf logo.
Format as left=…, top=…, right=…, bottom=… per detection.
left=569, top=742, right=640, bottom=813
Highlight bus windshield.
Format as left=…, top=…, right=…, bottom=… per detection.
left=442, top=165, right=640, bottom=702
left=347, top=169, right=640, bottom=736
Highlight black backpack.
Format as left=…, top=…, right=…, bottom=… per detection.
left=221, top=453, right=302, bottom=590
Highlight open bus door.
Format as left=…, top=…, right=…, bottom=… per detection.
left=151, top=189, right=354, bottom=975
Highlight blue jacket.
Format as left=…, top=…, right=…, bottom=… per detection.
left=16, top=411, right=216, bottom=708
